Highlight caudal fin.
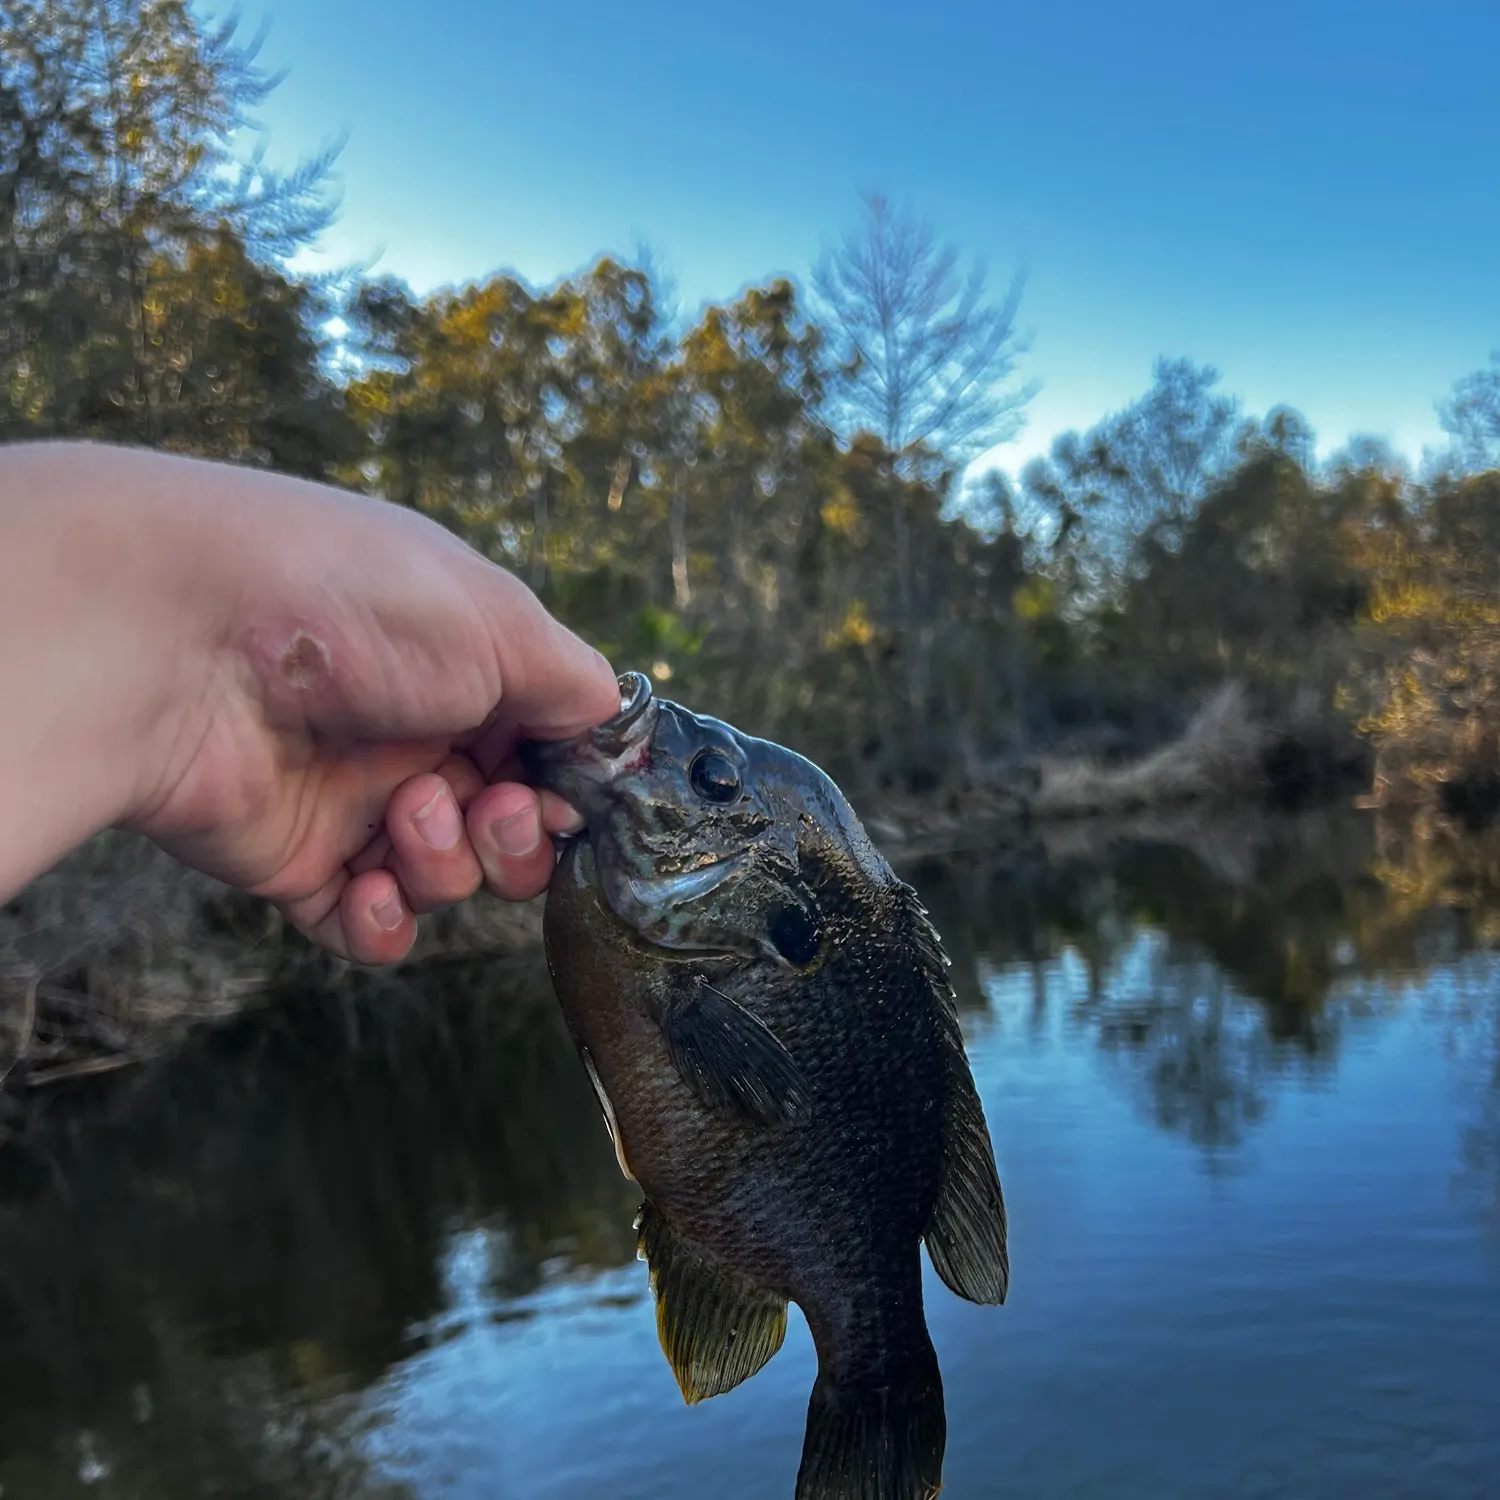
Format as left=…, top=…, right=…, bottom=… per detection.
left=795, top=1362, right=946, bottom=1500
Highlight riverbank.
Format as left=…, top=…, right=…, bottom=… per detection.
left=0, top=834, right=543, bottom=1097
left=867, top=682, right=1369, bottom=856
left=0, top=686, right=1370, bottom=1099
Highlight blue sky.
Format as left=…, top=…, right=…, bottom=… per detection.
left=231, top=0, right=1500, bottom=472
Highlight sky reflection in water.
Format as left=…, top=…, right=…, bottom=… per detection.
left=1, top=810, right=1497, bottom=1499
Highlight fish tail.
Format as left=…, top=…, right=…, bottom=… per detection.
left=795, top=1341, right=945, bottom=1500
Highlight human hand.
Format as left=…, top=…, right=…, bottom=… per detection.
left=0, top=443, right=619, bottom=962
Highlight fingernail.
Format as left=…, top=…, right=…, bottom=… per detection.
left=413, top=786, right=462, bottom=851
left=553, top=802, right=586, bottom=835
left=372, top=888, right=405, bottom=932
left=492, top=806, right=541, bottom=858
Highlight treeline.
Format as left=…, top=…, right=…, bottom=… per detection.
left=6, top=0, right=1500, bottom=808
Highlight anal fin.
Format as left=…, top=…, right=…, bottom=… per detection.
left=636, top=1201, right=787, bottom=1404
left=658, top=978, right=809, bottom=1126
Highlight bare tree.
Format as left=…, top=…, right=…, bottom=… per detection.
left=811, top=192, right=1036, bottom=469
left=810, top=194, right=1034, bottom=735
left=1440, top=353, right=1500, bottom=473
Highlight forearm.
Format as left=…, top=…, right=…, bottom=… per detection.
left=0, top=441, right=217, bottom=899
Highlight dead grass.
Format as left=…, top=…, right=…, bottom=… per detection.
left=867, top=682, right=1276, bottom=856
left=1, top=830, right=542, bottom=1094
left=1033, top=682, right=1271, bottom=820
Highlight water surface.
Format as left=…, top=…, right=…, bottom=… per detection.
left=1, top=808, right=1497, bottom=1498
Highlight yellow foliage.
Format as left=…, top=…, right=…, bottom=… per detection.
left=824, top=599, right=874, bottom=650
left=1348, top=488, right=1500, bottom=803
left=820, top=485, right=859, bottom=538
left=1012, top=575, right=1057, bottom=622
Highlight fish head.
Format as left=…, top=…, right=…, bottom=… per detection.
left=521, top=672, right=886, bottom=968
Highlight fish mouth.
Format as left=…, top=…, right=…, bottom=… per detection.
left=519, top=670, right=660, bottom=809
left=525, top=675, right=753, bottom=958
left=599, top=670, right=654, bottom=753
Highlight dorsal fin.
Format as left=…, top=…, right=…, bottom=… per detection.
left=897, top=881, right=1011, bottom=1306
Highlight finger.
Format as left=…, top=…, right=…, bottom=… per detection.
left=348, top=754, right=484, bottom=880
left=385, top=771, right=484, bottom=914
left=489, top=606, right=620, bottom=741
left=348, top=828, right=393, bottom=876
left=279, top=867, right=416, bottom=965
left=469, top=782, right=558, bottom=902
left=435, top=751, right=486, bottom=809
left=538, top=788, right=585, bottom=836
left=338, top=868, right=419, bottom=963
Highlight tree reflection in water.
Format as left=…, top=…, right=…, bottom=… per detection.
left=0, top=806, right=1497, bottom=1492
left=902, top=806, right=1500, bottom=1156
left=0, top=948, right=636, bottom=1496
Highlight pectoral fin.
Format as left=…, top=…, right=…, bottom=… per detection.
left=636, top=1201, right=788, bottom=1403
left=657, top=979, right=809, bottom=1126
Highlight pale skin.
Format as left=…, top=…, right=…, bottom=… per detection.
left=0, top=441, right=621, bottom=964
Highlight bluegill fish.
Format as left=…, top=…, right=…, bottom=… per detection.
left=521, top=673, right=1008, bottom=1500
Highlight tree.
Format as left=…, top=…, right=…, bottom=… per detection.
left=0, top=0, right=339, bottom=456
left=1021, top=358, right=1245, bottom=603
left=344, top=272, right=577, bottom=577
left=1439, top=354, right=1500, bottom=473
left=810, top=193, right=1034, bottom=725
left=1350, top=468, right=1500, bottom=811
left=140, top=230, right=355, bottom=474
left=811, top=192, right=1034, bottom=468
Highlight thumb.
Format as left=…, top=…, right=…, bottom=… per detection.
left=447, top=553, right=622, bottom=772
left=488, top=592, right=623, bottom=741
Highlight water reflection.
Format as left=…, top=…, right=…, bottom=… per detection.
left=0, top=950, right=636, bottom=1495
left=1, top=808, right=1498, bottom=1497
left=906, top=807, right=1500, bottom=1156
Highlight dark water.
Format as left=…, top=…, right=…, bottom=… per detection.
left=1, top=808, right=1498, bottom=1498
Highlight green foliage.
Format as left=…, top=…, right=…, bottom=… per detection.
left=339, top=257, right=1041, bottom=786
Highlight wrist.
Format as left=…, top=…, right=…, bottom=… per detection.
left=0, top=442, right=225, bottom=896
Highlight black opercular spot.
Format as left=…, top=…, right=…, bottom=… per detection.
left=768, top=903, right=821, bottom=965
left=690, top=750, right=741, bottom=803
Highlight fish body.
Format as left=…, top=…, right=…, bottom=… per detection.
left=522, top=674, right=1008, bottom=1500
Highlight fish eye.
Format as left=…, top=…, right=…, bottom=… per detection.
left=689, top=749, right=741, bottom=804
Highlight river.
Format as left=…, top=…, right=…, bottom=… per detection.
left=1, top=807, right=1497, bottom=1498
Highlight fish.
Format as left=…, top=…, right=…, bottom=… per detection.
left=520, top=671, right=1008, bottom=1500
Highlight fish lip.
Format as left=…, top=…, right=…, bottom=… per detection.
left=620, top=852, right=750, bottom=916
left=598, top=671, right=654, bottom=753
left=518, top=671, right=659, bottom=799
